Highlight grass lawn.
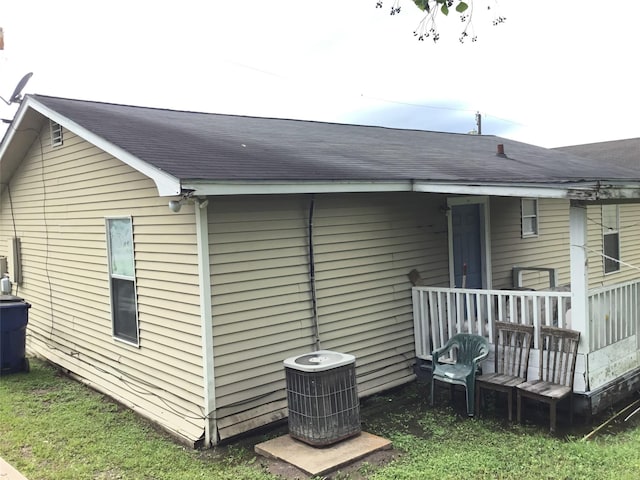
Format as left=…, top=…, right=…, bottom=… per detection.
left=2, top=358, right=640, bottom=479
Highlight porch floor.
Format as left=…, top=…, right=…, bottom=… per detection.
left=254, top=431, right=392, bottom=477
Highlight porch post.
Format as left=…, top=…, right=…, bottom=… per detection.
left=569, top=201, right=589, bottom=354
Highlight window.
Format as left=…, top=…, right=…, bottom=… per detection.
left=50, top=120, right=63, bottom=147
left=521, top=198, right=538, bottom=238
left=602, top=204, right=620, bottom=274
left=106, top=217, right=139, bottom=345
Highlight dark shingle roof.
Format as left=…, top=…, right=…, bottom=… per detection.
left=31, top=95, right=640, bottom=184
left=555, top=138, right=640, bottom=171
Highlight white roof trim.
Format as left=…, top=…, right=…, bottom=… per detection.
left=185, top=181, right=640, bottom=200
left=0, top=100, right=29, bottom=161
left=24, top=97, right=182, bottom=196
left=183, top=180, right=607, bottom=199
left=413, top=182, right=584, bottom=199
left=182, top=181, right=415, bottom=195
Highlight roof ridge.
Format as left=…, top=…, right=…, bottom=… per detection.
left=27, top=93, right=498, bottom=138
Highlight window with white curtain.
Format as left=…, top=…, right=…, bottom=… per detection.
left=106, top=217, right=139, bottom=345
left=521, top=198, right=538, bottom=238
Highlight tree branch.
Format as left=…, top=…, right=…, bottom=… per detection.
left=376, top=0, right=506, bottom=43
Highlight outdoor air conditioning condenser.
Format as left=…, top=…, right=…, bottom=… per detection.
left=283, top=350, right=361, bottom=447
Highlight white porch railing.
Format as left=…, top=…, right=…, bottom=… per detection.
left=412, top=286, right=572, bottom=359
left=588, top=280, right=640, bottom=351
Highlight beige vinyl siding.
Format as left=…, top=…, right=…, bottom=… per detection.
left=587, top=203, right=640, bottom=289
left=489, top=198, right=640, bottom=291
left=0, top=123, right=205, bottom=444
left=208, top=195, right=314, bottom=438
left=619, top=204, right=640, bottom=281
left=490, top=197, right=571, bottom=290
left=209, top=192, right=448, bottom=439
left=313, top=193, right=445, bottom=393
left=587, top=204, right=606, bottom=287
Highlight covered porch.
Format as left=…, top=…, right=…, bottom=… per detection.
left=412, top=201, right=640, bottom=416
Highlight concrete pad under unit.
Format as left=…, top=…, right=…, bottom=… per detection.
left=255, top=431, right=392, bottom=477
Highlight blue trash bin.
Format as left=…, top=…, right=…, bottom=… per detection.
left=0, top=294, right=31, bottom=375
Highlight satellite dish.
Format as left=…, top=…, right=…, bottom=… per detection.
left=1, top=72, right=33, bottom=105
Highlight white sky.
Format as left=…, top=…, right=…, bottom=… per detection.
left=1, top=0, right=639, bottom=148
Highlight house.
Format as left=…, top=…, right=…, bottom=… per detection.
left=1, top=95, right=639, bottom=447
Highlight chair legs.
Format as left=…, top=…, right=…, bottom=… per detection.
left=430, top=377, right=435, bottom=406
left=517, top=393, right=572, bottom=433
left=549, top=397, right=574, bottom=433
left=466, top=382, right=475, bottom=417
left=476, top=385, right=515, bottom=422
left=516, top=390, right=523, bottom=424
left=432, top=379, right=475, bottom=416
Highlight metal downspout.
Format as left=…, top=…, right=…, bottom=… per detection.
left=195, top=198, right=217, bottom=446
left=308, top=195, right=321, bottom=350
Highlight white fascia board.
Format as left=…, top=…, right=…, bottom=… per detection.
left=181, top=180, right=607, bottom=198
left=25, top=98, right=182, bottom=196
left=179, top=182, right=640, bottom=200
left=412, top=182, right=596, bottom=199
left=182, top=180, right=414, bottom=195
left=0, top=100, right=30, bottom=161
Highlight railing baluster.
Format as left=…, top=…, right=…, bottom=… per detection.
left=509, top=293, right=516, bottom=324
left=455, top=291, right=462, bottom=334
left=413, top=286, right=574, bottom=355
left=434, top=291, right=444, bottom=352
left=520, top=294, right=527, bottom=325
left=465, top=293, right=473, bottom=334
left=532, top=295, right=539, bottom=329
left=596, top=292, right=608, bottom=348
left=419, top=290, right=430, bottom=357
left=629, top=284, right=640, bottom=335
left=607, top=289, right=614, bottom=346
left=446, top=291, right=454, bottom=340
left=625, top=285, right=631, bottom=338
left=544, top=294, right=552, bottom=327
left=586, top=279, right=640, bottom=350
left=486, top=292, right=494, bottom=339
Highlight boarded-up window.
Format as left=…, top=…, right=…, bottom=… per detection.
left=602, top=204, right=620, bottom=274
left=521, top=198, right=538, bottom=238
left=106, top=217, right=139, bottom=345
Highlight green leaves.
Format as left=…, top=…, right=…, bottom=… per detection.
left=442, top=1, right=469, bottom=15
left=456, top=1, right=469, bottom=13
left=412, top=0, right=469, bottom=15
left=413, top=0, right=430, bottom=12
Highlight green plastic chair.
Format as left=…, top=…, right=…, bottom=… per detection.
left=431, top=333, right=490, bottom=416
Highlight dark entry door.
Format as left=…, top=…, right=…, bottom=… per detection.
left=451, top=204, right=483, bottom=289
